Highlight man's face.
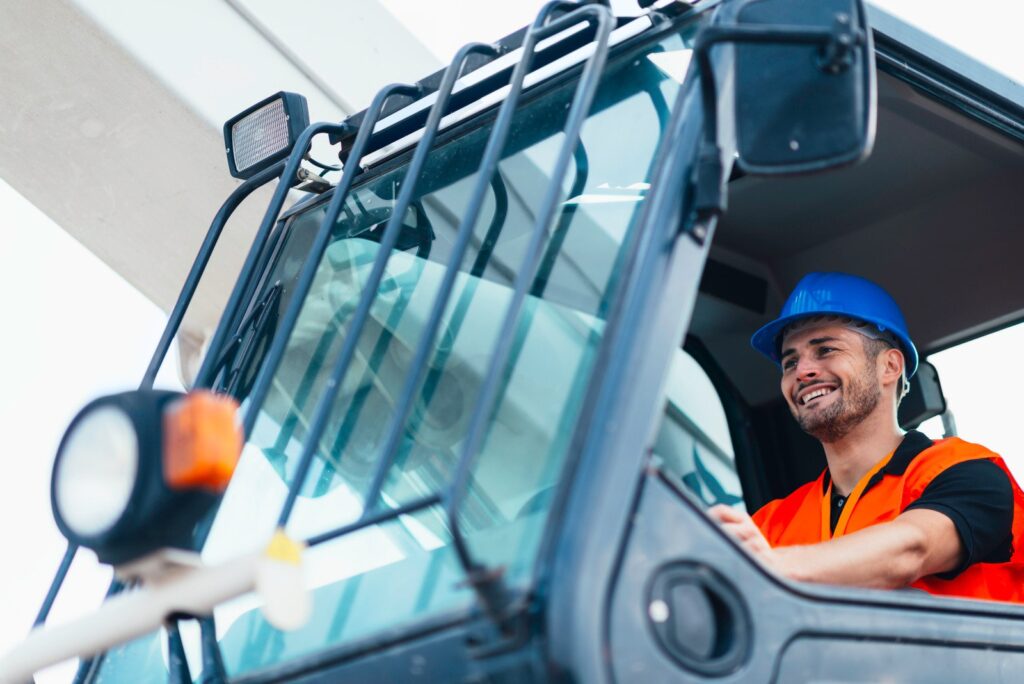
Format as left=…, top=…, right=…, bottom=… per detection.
left=779, top=323, right=882, bottom=443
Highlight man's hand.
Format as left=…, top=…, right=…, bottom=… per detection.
left=707, top=504, right=780, bottom=572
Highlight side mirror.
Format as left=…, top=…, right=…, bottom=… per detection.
left=690, top=0, right=876, bottom=222
left=898, top=360, right=948, bottom=431
left=733, top=0, right=875, bottom=174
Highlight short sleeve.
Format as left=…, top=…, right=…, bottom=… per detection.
left=904, top=459, right=1014, bottom=579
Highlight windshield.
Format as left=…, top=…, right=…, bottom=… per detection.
left=96, top=15, right=705, bottom=680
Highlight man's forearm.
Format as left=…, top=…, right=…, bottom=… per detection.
left=772, top=515, right=948, bottom=589
left=710, top=505, right=963, bottom=590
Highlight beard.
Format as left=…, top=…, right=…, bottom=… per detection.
left=792, top=366, right=881, bottom=443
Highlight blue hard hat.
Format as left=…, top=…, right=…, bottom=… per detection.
left=750, top=272, right=918, bottom=377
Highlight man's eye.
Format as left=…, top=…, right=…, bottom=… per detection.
left=783, top=358, right=797, bottom=371
left=818, top=347, right=835, bottom=355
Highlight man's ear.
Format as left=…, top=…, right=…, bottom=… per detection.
left=880, top=347, right=905, bottom=387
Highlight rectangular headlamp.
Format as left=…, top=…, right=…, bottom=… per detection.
left=223, top=91, right=310, bottom=179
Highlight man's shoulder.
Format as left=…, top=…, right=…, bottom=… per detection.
left=925, top=436, right=996, bottom=457
left=905, top=437, right=1000, bottom=475
left=902, top=436, right=1012, bottom=494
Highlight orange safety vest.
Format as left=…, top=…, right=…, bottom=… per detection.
left=753, top=436, right=1024, bottom=603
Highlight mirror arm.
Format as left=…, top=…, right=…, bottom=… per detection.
left=941, top=409, right=958, bottom=438
left=689, top=15, right=864, bottom=225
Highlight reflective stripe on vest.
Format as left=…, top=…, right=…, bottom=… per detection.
left=753, top=437, right=1024, bottom=604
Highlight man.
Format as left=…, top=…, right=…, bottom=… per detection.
left=709, top=272, right=1024, bottom=602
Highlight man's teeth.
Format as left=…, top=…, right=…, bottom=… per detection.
left=800, top=387, right=835, bottom=405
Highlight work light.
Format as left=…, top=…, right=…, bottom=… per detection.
left=224, top=91, right=310, bottom=179
left=51, top=390, right=243, bottom=566
left=53, top=405, right=139, bottom=538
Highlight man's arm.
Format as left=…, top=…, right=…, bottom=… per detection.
left=708, top=505, right=963, bottom=589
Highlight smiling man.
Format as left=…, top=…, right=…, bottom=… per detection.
left=709, top=272, right=1024, bottom=603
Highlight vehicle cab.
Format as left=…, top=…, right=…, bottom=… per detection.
left=9, top=0, right=1024, bottom=682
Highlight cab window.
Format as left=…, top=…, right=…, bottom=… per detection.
left=654, top=348, right=744, bottom=509
left=918, top=322, right=1024, bottom=482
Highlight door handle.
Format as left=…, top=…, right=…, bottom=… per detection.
left=647, top=562, right=751, bottom=676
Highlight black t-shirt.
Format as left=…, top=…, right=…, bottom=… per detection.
left=827, top=430, right=1014, bottom=579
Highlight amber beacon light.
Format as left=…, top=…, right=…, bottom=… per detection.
left=51, top=389, right=242, bottom=566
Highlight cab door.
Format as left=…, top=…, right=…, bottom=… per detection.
left=544, top=3, right=1024, bottom=682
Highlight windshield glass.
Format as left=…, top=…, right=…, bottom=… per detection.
left=97, top=15, right=706, bottom=680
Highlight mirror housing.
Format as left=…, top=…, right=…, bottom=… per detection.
left=733, top=0, right=875, bottom=174
left=689, top=0, right=876, bottom=224
left=898, top=360, right=948, bottom=431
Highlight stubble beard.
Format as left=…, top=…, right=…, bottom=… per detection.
left=793, top=366, right=882, bottom=444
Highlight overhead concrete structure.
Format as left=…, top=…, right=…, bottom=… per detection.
left=0, top=0, right=440, bottom=381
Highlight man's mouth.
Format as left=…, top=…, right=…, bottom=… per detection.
left=798, top=384, right=838, bottom=406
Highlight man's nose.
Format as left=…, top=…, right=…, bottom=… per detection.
left=794, top=358, right=820, bottom=382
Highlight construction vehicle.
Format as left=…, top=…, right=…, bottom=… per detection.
left=4, top=0, right=1024, bottom=681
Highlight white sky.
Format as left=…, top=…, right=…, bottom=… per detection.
left=0, top=178, right=184, bottom=681
left=1, top=0, right=1022, bottom=681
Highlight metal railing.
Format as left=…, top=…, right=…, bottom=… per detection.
left=40, top=126, right=350, bottom=683
left=244, top=2, right=614, bottom=632
left=38, top=1, right=622, bottom=681
left=34, top=159, right=290, bottom=630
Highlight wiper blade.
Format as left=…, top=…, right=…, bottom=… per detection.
left=216, top=282, right=283, bottom=397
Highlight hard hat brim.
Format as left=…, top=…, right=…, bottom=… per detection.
left=751, top=312, right=919, bottom=377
